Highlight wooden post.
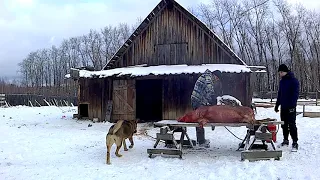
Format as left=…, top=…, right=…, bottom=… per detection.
left=43, top=99, right=51, bottom=106
left=35, top=100, right=42, bottom=107
left=5, top=101, right=10, bottom=107
left=316, top=91, right=318, bottom=106
left=270, top=91, right=273, bottom=103
left=303, top=105, right=305, bottom=117
left=104, top=100, right=113, bottom=122
left=29, top=100, right=33, bottom=107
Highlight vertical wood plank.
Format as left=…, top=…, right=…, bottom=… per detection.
left=163, top=77, right=169, bottom=119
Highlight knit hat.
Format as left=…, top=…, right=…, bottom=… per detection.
left=212, top=70, right=222, bottom=80
left=278, top=64, right=289, bottom=72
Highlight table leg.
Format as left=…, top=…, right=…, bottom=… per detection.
left=244, top=131, right=252, bottom=151
left=270, top=141, right=276, bottom=150
left=183, top=127, right=193, bottom=148
left=237, top=130, right=250, bottom=151
left=153, top=139, right=160, bottom=148
left=179, top=129, right=185, bottom=146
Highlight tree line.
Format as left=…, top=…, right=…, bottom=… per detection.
left=1, top=0, right=319, bottom=97
left=195, top=0, right=320, bottom=93
left=2, top=22, right=141, bottom=96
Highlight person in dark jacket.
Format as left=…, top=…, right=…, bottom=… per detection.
left=275, top=64, right=299, bottom=150
left=191, top=69, right=223, bottom=148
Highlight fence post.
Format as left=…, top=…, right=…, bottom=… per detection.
left=303, top=104, right=305, bottom=117
left=316, top=91, right=318, bottom=106
left=270, top=91, right=273, bottom=103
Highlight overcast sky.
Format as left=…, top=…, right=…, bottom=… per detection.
left=0, top=0, right=319, bottom=80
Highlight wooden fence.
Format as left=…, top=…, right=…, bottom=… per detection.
left=0, top=94, right=6, bottom=107
left=254, top=91, right=319, bottom=106
left=1, top=94, right=77, bottom=107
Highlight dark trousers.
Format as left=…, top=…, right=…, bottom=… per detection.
left=191, top=98, right=207, bottom=144
left=280, top=108, right=298, bottom=143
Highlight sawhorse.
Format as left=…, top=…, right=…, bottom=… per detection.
left=147, top=126, right=195, bottom=158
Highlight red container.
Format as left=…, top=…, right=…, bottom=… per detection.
left=267, top=124, right=277, bottom=142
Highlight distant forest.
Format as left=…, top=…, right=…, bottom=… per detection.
left=1, top=0, right=319, bottom=97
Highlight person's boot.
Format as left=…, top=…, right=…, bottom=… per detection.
left=292, top=142, right=298, bottom=151
left=280, top=139, right=289, bottom=146
left=199, top=139, right=210, bottom=148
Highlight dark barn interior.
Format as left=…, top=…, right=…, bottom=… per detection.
left=136, top=79, right=163, bottom=121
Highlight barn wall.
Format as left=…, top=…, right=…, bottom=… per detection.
left=114, top=5, right=241, bottom=68
left=162, top=75, right=195, bottom=119
left=161, top=73, right=251, bottom=120
left=221, top=73, right=252, bottom=107
left=78, top=78, right=110, bottom=121
left=78, top=73, right=251, bottom=122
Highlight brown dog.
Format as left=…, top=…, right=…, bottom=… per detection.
left=106, top=119, right=138, bottom=165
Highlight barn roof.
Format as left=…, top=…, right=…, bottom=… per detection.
left=102, top=0, right=247, bottom=70
left=67, top=64, right=257, bottom=79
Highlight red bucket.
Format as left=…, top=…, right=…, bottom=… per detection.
left=267, top=124, right=277, bottom=142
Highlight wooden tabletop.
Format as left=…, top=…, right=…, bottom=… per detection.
left=154, top=120, right=284, bottom=128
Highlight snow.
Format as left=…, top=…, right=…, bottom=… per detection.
left=217, top=95, right=242, bottom=106
left=64, top=74, right=71, bottom=78
left=1, top=105, right=320, bottom=180
left=66, top=64, right=252, bottom=79
left=254, top=70, right=267, bottom=73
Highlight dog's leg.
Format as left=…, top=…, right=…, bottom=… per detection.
left=123, top=139, right=128, bottom=151
left=115, top=137, right=123, bottom=157
left=106, top=135, right=112, bottom=165
left=129, top=136, right=134, bottom=148
left=107, top=145, right=111, bottom=164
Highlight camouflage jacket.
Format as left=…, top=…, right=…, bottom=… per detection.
left=191, top=69, right=222, bottom=106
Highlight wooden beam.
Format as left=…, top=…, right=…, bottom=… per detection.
left=147, top=148, right=182, bottom=157
left=303, top=112, right=320, bottom=118
left=241, top=150, right=282, bottom=161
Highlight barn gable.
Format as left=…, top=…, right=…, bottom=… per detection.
left=103, top=0, right=246, bottom=70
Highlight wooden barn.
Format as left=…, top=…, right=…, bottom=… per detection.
left=68, top=0, right=265, bottom=122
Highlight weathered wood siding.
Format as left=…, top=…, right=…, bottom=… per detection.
left=162, top=75, right=194, bottom=119
left=79, top=73, right=251, bottom=122
left=162, top=73, right=251, bottom=120
left=114, top=5, right=241, bottom=68
left=111, top=79, right=136, bottom=121
left=78, top=78, right=110, bottom=121
left=222, top=73, right=252, bottom=107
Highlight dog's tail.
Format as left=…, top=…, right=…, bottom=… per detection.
left=111, top=120, right=124, bottom=134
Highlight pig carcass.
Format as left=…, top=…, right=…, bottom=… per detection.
left=177, top=105, right=256, bottom=127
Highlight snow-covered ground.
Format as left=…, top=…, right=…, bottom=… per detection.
left=1, top=105, right=320, bottom=180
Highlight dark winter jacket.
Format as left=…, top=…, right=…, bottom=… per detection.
left=276, top=71, right=299, bottom=109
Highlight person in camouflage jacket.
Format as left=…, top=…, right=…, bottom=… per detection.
left=191, top=69, right=223, bottom=147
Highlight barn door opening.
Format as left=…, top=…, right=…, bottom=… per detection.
left=79, top=104, right=89, bottom=118
left=136, top=79, right=163, bottom=122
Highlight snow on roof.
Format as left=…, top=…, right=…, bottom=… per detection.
left=67, top=64, right=252, bottom=79
left=254, top=70, right=267, bottom=73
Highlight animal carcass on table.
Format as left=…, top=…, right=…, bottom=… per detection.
left=178, top=105, right=256, bottom=127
